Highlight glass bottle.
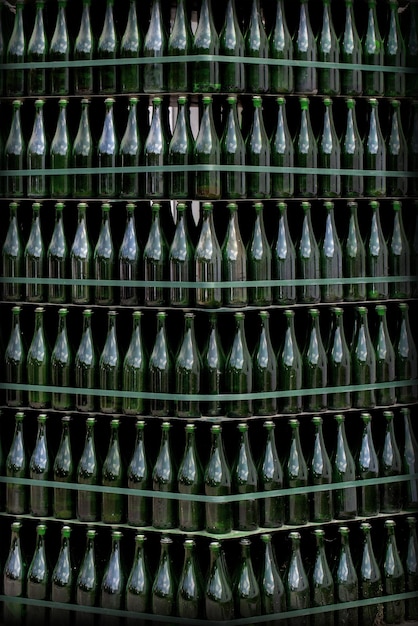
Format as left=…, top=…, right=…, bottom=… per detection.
left=395, top=303, right=418, bottom=404
left=152, top=421, right=177, bottom=530
left=100, top=530, right=124, bottom=614
left=168, top=0, right=192, bottom=92
left=5, top=306, right=26, bottom=407
left=412, top=202, right=418, bottom=295
left=175, top=312, right=202, bottom=418
left=5, top=101, right=25, bottom=198
left=27, top=100, right=47, bottom=198
left=341, top=0, right=362, bottom=95
left=143, top=202, right=168, bottom=306
left=379, top=410, right=402, bottom=514
left=97, top=0, right=118, bottom=94
left=149, top=312, right=173, bottom=417
left=76, top=416, right=99, bottom=522
left=169, top=202, right=194, bottom=307
left=364, top=99, right=386, bottom=197
left=72, top=100, right=93, bottom=198
left=204, top=424, right=232, bottom=534
left=343, top=201, right=366, bottom=301
left=205, top=541, right=234, bottom=620
left=358, top=522, right=383, bottom=626
left=151, top=536, right=176, bottom=617
left=220, top=0, right=245, bottom=93
left=295, top=0, right=317, bottom=94
left=47, top=203, right=67, bottom=304
left=74, top=0, right=94, bottom=94
left=363, top=0, right=384, bottom=95
left=327, top=306, right=351, bottom=410
left=225, top=312, right=253, bottom=417
left=202, top=313, right=225, bottom=417
left=98, top=99, right=118, bottom=198
left=253, top=311, right=277, bottom=416
left=49, top=0, right=69, bottom=95
left=278, top=309, right=303, bottom=414
left=248, top=201, right=272, bottom=305
left=192, top=0, right=220, bottom=93
left=29, top=413, right=50, bottom=516
left=297, top=201, right=320, bottom=304
left=221, top=96, right=246, bottom=200
left=383, top=519, right=406, bottom=624
left=120, top=98, right=141, bottom=199
left=334, top=526, right=358, bottom=625
left=94, top=203, right=114, bottom=305
left=5, top=0, right=25, bottom=97
left=269, top=0, right=293, bottom=93
left=127, top=420, right=149, bottom=527
left=351, top=306, right=376, bottom=409
left=101, top=418, right=124, bottom=524
left=195, top=202, right=222, bottom=308
left=285, top=531, right=310, bottom=624
left=246, top=96, right=271, bottom=199
left=123, top=311, right=146, bottom=416
left=355, top=412, right=379, bottom=516
left=125, top=534, right=150, bottom=614
left=374, top=304, right=396, bottom=406
left=195, top=95, right=221, bottom=200
left=258, top=420, right=284, bottom=528
left=260, top=533, right=286, bottom=616
left=406, top=1, right=418, bottom=96
left=27, top=306, right=50, bottom=409
left=27, top=0, right=47, bottom=96
left=168, top=96, right=194, bottom=199
left=27, top=523, right=49, bottom=626
left=144, top=97, right=168, bottom=199
left=53, top=415, right=74, bottom=519
left=51, top=525, right=73, bottom=625
left=234, top=538, right=261, bottom=618
left=367, top=200, right=389, bottom=299
left=409, top=102, right=418, bottom=198
left=76, top=528, right=98, bottom=616
left=3, top=521, right=26, bottom=626
left=178, top=423, right=204, bottom=532
left=120, top=0, right=141, bottom=93
left=319, top=0, right=340, bottom=95
left=143, top=0, right=167, bottom=93
left=177, top=538, right=204, bottom=619
left=221, top=202, right=247, bottom=307
left=405, top=516, right=418, bottom=620
left=244, top=0, right=269, bottom=93
left=285, top=418, right=309, bottom=525
left=311, top=528, right=334, bottom=625
left=24, top=201, right=44, bottom=303
left=6, top=412, right=27, bottom=515
left=390, top=199, right=411, bottom=297
left=270, top=204, right=295, bottom=309
left=232, top=423, right=259, bottom=531
left=402, top=407, right=418, bottom=511
left=310, top=415, right=333, bottom=523
left=332, top=414, right=357, bottom=519
left=271, top=97, right=294, bottom=199
left=342, top=99, right=364, bottom=198
left=385, top=0, right=406, bottom=97
left=319, top=99, right=341, bottom=198
left=296, top=97, right=318, bottom=198
left=51, top=307, right=72, bottom=411
left=50, top=99, right=71, bottom=199
left=119, top=203, right=140, bottom=306
left=99, top=310, right=120, bottom=413
left=74, top=309, right=96, bottom=412
left=387, top=100, right=408, bottom=197
left=302, top=308, right=328, bottom=412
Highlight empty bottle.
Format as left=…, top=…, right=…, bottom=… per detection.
left=332, top=414, right=357, bottom=519
left=51, top=525, right=73, bottom=626
left=119, top=203, right=140, bottom=306
left=318, top=209, right=343, bottom=300
left=49, top=0, right=70, bottom=95
left=341, top=0, right=362, bottom=95
left=273, top=201, right=296, bottom=305
left=168, top=97, right=194, bottom=199
left=4, top=306, right=26, bottom=408
left=406, top=1, right=418, bottom=96
left=358, top=522, right=383, bottom=626
left=29, top=413, right=50, bottom=516
left=296, top=98, right=318, bottom=198
left=195, top=95, right=221, bottom=200
left=51, top=307, right=73, bottom=411
left=327, top=307, right=351, bottom=410
left=76, top=416, right=99, bottom=522
left=50, top=99, right=71, bottom=199
left=319, top=0, right=340, bottom=95
left=205, top=541, right=234, bottom=620
left=122, top=311, right=146, bottom=415
left=222, top=202, right=247, bottom=307
left=5, top=0, right=25, bottom=96
left=387, top=100, right=408, bottom=197
left=177, top=538, right=205, bottom=619
left=145, top=99, right=168, bottom=199
left=100, top=530, right=125, bottom=616
left=395, top=303, right=418, bottom=404
left=342, top=99, right=364, bottom=197
left=120, top=0, right=141, bottom=93
left=72, top=100, right=93, bottom=198
left=260, top=533, right=286, bottom=616
left=47, top=203, right=68, bottom=304
left=402, top=407, right=418, bottom=511
left=53, top=415, right=74, bottom=519
left=143, top=202, right=168, bottom=306
left=195, top=202, right=222, bottom=308
left=177, top=423, right=204, bottom=532
left=6, top=412, right=27, bottom=515
left=168, top=0, right=193, bottom=92
left=234, top=538, right=261, bottom=618
left=356, top=412, right=379, bottom=516
left=221, top=96, right=246, bottom=199
left=334, top=526, right=358, bottom=626
left=319, top=99, right=341, bottom=197
left=310, top=415, right=333, bottom=523
left=99, top=310, right=120, bottom=414
left=27, top=0, right=47, bottom=96
left=192, top=0, right=220, bottom=92
left=220, top=0, right=245, bottom=93
left=126, top=420, right=149, bottom=527
left=94, top=203, right=114, bottom=306
left=248, top=201, right=272, bottom=305
left=351, top=306, right=376, bottom=409
left=379, top=410, right=402, bottom=514
left=383, top=519, right=406, bottom=624
left=374, top=304, right=396, bottom=406
left=232, top=423, right=259, bottom=531
left=405, top=516, right=418, bottom=620
left=278, top=309, right=303, bottom=414
left=97, top=0, right=118, bottom=94
left=74, top=309, right=96, bottom=412
left=169, top=202, right=194, bottom=306
left=125, top=534, right=151, bottom=614
left=285, top=418, right=309, bottom=525
left=364, top=99, right=386, bottom=197
left=389, top=201, right=411, bottom=299
left=27, top=306, right=50, bottom=409
left=408, top=102, right=418, bottom=198
left=271, top=97, right=294, bottom=198
left=76, top=529, right=98, bottom=626
left=295, top=0, right=317, bottom=94
left=258, top=420, right=284, bottom=528
left=244, top=0, right=269, bottom=93
left=311, top=528, right=334, bottom=625
left=302, top=308, right=328, bottom=412
left=143, top=0, right=167, bottom=93
left=343, top=201, right=366, bottom=301
left=363, top=0, right=384, bottom=95
left=175, top=312, right=202, bottom=418
left=101, top=418, right=124, bottom=524
left=120, top=98, right=141, bottom=199
left=152, top=422, right=177, bottom=530
left=5, top=101, right=25, bottom=198
left=297, top=201, right=320, bottom=304
left=25, top=202, right=45, bottom=302
left=98, top=98, right=118, bottom=198
left=27, top=100, right=47, bottom=198
left=74, top=0, right=94, bottom=94
left=367, top=200, right=389, bottom=300
left=269, top=0, right=293, bottom=93
left=202, top=313, right=225, bottom=417
left=246, top=96, right=271, bottom=199
left=253, top=311, right=277, bottom=415
left=152, top=536, right=177, bottom=617
left=385, top=0, right=406, bottom=96
left=27, top=523, right=49, bottom=626
left=204, top=424, right=232, bottom=534
left=149, top=312, right=173, bottom=417
left=3, top=521, right=26, bottom=626
left=225, top=312, right=253, bottom=417
left=284, top=531, right=310, bottom=624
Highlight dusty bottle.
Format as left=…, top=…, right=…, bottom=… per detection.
left=29, top=413, right=50, bottom=516
left=222, top=202, right=247, bottom=307
left=195, top=202, right=222, bottom=308
left=221, top=96, right=246, bottom=199
left=51, top=525, right=73, bottom=625
left=302, top=308, right=328, bottom=412
left=50, top=99, right=71, bottom=199
left=120, top=0, right=141, bottom=93
left=74, top=309, right=96, bottom=412
left=125, top=534, right=151, bottom=614
left=358, top=522, right=383, bottom=626
left=253, top=311, right=277, bottom=416
left=47, top=203, right=68, bottom=304
left=177, top=538, right=204, bottom=619
left=195, top=95, right=221, bottom=200
left=177, top=423, right=204, bottom=532
left=4, top=101, right=25, bottom=198
left=127, top=420, right=149, bottom=527
left=151, top=536, right=177, bottom=617
left=405, top=516, right=418, bottom=620
left=247, top=201, right=272, bottom=305
left=356, top=412, right=379, bottom=516
left=168, top=0, right=192, bottom=92
left=119, top=203, right=140, bottom=306
left=387, top=100, right=408, bottom=197
left=192, top=0, right=220, bottom=93
left=319, top=0, right=340, bottom=95
left=168, top=97, right=194, bottom=199
left=53, top=415, right=74, bottom=519
left=389, top=201, right=411, bottom=298
left=27, top=306, right=50, bottom=409
left=297, top=201, right=320, bottom=304
left=24, top=201, right=45, bottom=302
left=258, top=420, right=284, bottom=528
left=72, top=100, right=93, bottom=198
left=332, top=414, right=357, bottom=519
left=342, top=99, right=364, bottom=197
left=143, top=202, right=168, bottom=306
left=310, top=415, right=333, bottom=523
left=175, top=312, right=202, bottom=418
left=395, top=303, right=418, bottom=404
left=271, top=97, right=294, bottom=198
left=101, top=418, right=124, bottom=524
left=365, top=99, right=386, bottom=197
left=220, top=0, right=245, bottom=93
left=27, top=0, right=47, bottom=96
left=341, top=0, right=362, bottom=95
left=383, top=519, right=406, bottom=624
left=402, top=407, right=418, bottom=511
left=232, top=423, right=259, bottom=531
left=49, top=0, right=70, bottom=95
left=327, top=307, right=351, bottom=410
left=269, top=0, right=293, bottom=93
left=202, top=313, right=225, bottom=417
left=205, top=541, right=234, bottom=620
left=97, top=0, right=118, bottom=94
left=51, top=307, right=73, bottom=411
left=278, top=309, right=303, bottom=413
left=27, top=523, right=49, bottom=626
left=169, top=202, right=194, bottom=306
left=351, top=306, right=376, bottom=409
left=334, top=526, right=359, bottom=626
left=379, top=410, right=402, bottom=514
left=285, top=418, right=309, bottom=525
left=204, top=424, right=233, bottom=534
left=311, top=528, right=334, bottom=625
left=319, top=99, right=341, bottom=198
left=4, top=306, right=26, bottom=407
left=99, top=310, right=120, bottom=413
left=284, top=531, right=310, bottom=624
left=149, top=312, right=173, bottom=417
left=152, top=422, right=177, bottom=530
left=120, top=98, right=141, bottom=199
left=5, top=0, right=25, bottom=96
left=225, top=312, right=253, bottom=417
left=122, top=311, right=146, bottom=415
left=6, top=412, right=28, bottom=515
left=273, top=201, right=296, bottom=305
left=246, top=96, right=271, bottom=199
left=27, top=101, right=47, bottom=200
left=295, top=0, right=317, bottom=94
left=234, top=538, right=261, bottom=618
left=94, top=203, right=114, bottom=305
left=343, top=201, right=366, bottom=301
left=98, top=99, right=118, bottom=198
left=74, top=0, right=94, bottom=94
left=259, top=533, right=286, bottom=615
left=374, top=304, right=396, bottom=406
left=296, top=98, right=318, bottom=198
left=244, top=0, right=269, bottom=93
left=76, top=416, right=99, bottom=522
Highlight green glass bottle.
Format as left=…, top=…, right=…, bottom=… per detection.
left=144, top=98, right=168, bottom=199
left=177, top=538, right=205, bottom=619
left=232, top=423, right=259, bottom=531
left=389, top=201, right=410, bottom=299
left=195, top=202, right=222, bottom=308
left=332, top=414, right=357, bottom=519
left=123, top=312, right=146, bottom=415
left=221, top=202, right=247, bottom=307
left=29, top=413, right=50, bottom=516
left=334, top=526, right=358, bottom=626
left=365, top=99, right=386, bottom=197
left=27, top=100, right=47, bottom=198
left=385, top=0, right=406, bottom=97
left=341, top=0, right=362, bottom=95
left=319, top=99, right=341, bottom=198
left=311, top=528, right=334, bottom=625
left=175, top=312, right=202, bottom=418
left=367, top=200, right=389, bottom=299
left=379, top=410, right=402, bottom=514
left=204, top=424, right=232, bottom=534
left=119, top=203, right=140, bottom=306
left=406, top=2, right=418, bottom=97
left=51, top=307, right=73, bottom=411
left=260, top=533, right=286, bottom=616
left=51, top=525, right=73, bottom=626
left=383, top=519, right=406, bottom=624
left=258, top=421, right=284, bottom=528
left=405, top=516, right=418, bottom=620
left=285, top=418, right=309, bottom=525
left=278, top=309, right=303, bottom=414
left=408, top=102, right=418, bottom=198
left=47, top=203, right=67, bottom=304
left=195, top=96, right=221, bottom=200
left=120, top=0, right=141, bottom=93
left=152, top=421, right=177, bottom=530
left=253, top=311, right=277, bottom=416
left=297, top=201, right=320, bottom=304
left=5, top=101, right=25, bottom=198
left=248, top=201, right=272, bottom=305
left=151, top=536, right=177, bottom=616
left=94, top=203, right=114, bottom=306
left=244, top=0, right=269, bottom=93
left=75, top=309, right=96, bottom=412
left=178, top=423, right=204, bottom=532
left=295, top=0, right=317, bottom=94
left=149, top=312, right=173, bottom=417
left=374, top=304, right=396, bottom=406
left=302, top=308, right=328, bottom=412
left=6, top=412, right=28, bottom=515
left=50, top=100, right=71, bottom=199
left=355, top=412, right=379, bottom=516
left=271, top=97, right=294, bottom=199
left=27, top=523, right=49, bottom=626
left=99, top=310, right=121, bottom=414
left=77, top=416, right=99, bottom=522
left=296, top=98, right=318, bottom=198
left=411, top=201, right=418, bottom=296
left=4, top=306, right=26, bottom=407
left=72, top=100, right=93, bottom=199
left=192, top=0, right=220, bottom=93
left=310, top=416, right=333, bottom=523
left=101, top=418, right=124, bottom=524
left=343, top=201, right=366, bottom=301
left=221, top=96, right=246, bottom=200
left=363, top=0, right=384, bottom=95
left=234, top=538, right=261, bottom=618
left=246, top=96, right=271, bottom=199
left=100, top=529, right=124, bottom=614
left=97, top=0, right=118, bottom=94
left=358, top=522, right=383, bottom=626
left=319, top=0, right=340, bottom=95
left=225, top=312, right=253, bottom=417
left=205, top=541, right=234, bottom=620
left=202, top=313, right=225, bottom=417
left=168, top=97, right=194, bottom=199
left=3, top=521, right=26, bottom=626
left=342, top=99, right=364, bottom=198
left=5, top=0, right=25, bottom=97
left=143, top=0, right=167, bottom=93
left=53, top=415, right=74, bottom=519
left=395, top=303, right=418, bottom=404
left=285, top=531, right=310, bottom=624
left=27, top=307, right=50, bottom=409
left=169, top=202, right=194, bottom=307
left=76, top=528, right=98, bottom=616
left=144, top=202, right=168, bottom=306
left=168, top=0, right=192, bottom=92
left=126, top=534, right=151, bottom=614
left=327, top=307, right=351, bottom=410
left=120, top=98, right=141, bottom=199
left=220, top=0, right=245, bottom=93
left=24, top=201, right=44, bottom=303
left=127, top=420, right=150, bottom=527
left=27, top=0, right=47, bottom=96
left=49, top=0, right=70, bottom=95
left=273, top=201, right=296, bottom=305
left=402, top=407, right=418, bottom=511
left=269, top=0, right=293, bottom=94
left=74, top=0, right=94, bottom=94
left=98, top=99, right=118, bottom=198
left=351, top=306, right=376, bottom=409
left=387, top=101, right=408, bottom=198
